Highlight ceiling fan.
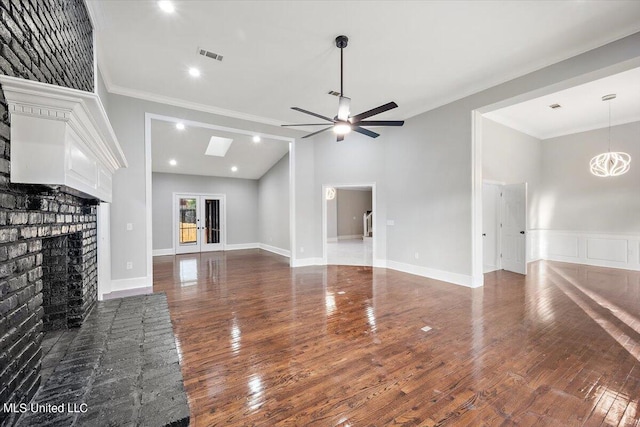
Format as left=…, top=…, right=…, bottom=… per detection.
left=282, top=35, right=404, bottom=142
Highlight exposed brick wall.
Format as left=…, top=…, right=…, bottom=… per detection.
left=0, top=0, right=93, bottom=91
left=0, top=1, right=95, bottom=425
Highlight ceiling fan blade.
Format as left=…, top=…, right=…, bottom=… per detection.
left=337, top=134, right=344, bottom=142
left=281, top=123, right=332, bottom=127
left=291, top=107, right=334, bottom=123
left=357, top=120, right=404, bottom=127
left=350, top=102, right=398, bottom=123
left=352, top=126, right=380, bottom=139
left=302, top=127, right=333, bottom=139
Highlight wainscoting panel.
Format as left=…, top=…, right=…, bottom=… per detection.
left=532, top=230, right=640, bottom=271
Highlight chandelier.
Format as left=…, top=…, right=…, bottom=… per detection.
left=589, top=94, right=631, bottom=177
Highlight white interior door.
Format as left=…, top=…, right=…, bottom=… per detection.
left=175, top=194, right=225, bottom=254
left=482, top=183, right=500, bottom=273
left=501, top=183, right=527, bottom=275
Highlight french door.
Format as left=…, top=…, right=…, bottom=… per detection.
left=175, top=194, right=225, bottom=254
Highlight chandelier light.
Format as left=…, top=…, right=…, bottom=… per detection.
left=589, top=94, right=631, bottom=177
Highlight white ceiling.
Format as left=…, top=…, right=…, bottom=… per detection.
left=87, top=1, right=640, bottom=128
left=151, top=119, right=289, bottom=179
left=484, top=67, right=640, bottom=139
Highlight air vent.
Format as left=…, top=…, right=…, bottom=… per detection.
left=198, top=47, right=223, bottom=62
left=327, top=90, right=341, bottom=96
left=549, top=103, right=562, bottom=109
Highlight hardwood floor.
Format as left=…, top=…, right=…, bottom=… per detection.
left=153, top=250, right=640, bottom=426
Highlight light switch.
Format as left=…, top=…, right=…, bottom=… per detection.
left=126, top=223, right=133, bottom=231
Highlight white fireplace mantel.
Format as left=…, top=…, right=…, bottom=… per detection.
left=0, top=75, right=127, bottom=202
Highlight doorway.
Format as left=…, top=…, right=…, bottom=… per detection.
left=174, top=193, right=226, bottom=254
left=322, top=184, right=375, bottom=266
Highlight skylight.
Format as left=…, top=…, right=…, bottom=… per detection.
left=205, top=136, right=233, bottom=157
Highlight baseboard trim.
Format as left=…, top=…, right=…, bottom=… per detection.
left=109, top=275, right=152, bottom=293
left=291, top=257, right=324, bottom=267
left=153, top=248, right=174, bottom=257
left=225, top=243, right=259, bottom=251
left=386, top=260, right=478, bottom=288
left=259, top=243, right=291, bottom=258
left=103, top=286, right=153, bottom=300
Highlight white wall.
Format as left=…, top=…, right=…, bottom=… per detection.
left=258, top=153, right=290, bottom=252
left=337, top=189, right=372, bottom=238
left=482, top=117, right=542, bottom=228
left=152, top=172, right=260, bottom=251
left=292, top=32, right=640, bottom=285
left=539, top=121, right=640, bottom=233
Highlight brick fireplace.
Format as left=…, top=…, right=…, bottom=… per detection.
left=0, top=1, right=118, bottom=425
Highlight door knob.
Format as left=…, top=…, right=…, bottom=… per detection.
left=482, top=233, right=486, bottom=236
left=520, top=231, right=525, bottom=234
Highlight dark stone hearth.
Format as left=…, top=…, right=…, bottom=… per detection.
left=16, top=293, right=190, bottom=427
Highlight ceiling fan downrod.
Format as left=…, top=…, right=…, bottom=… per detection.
left=336, top=35, right=348, bottom=97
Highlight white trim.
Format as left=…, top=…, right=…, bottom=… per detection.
left=289, top=140, right=296, bottom=268
left=97, top=203, right=111, bottom=300
left=145, top=113, right=153, bottom=288
left=153, top=248, right=175, bottom=257
left=103, top=286, right=153, bottom=301
left=225, top=243, right=260, bottom=251
left=110, top=275, right=152, bottom=293
left=291, top=257, right=324, bottom=268
left=259, top=243, right=291, bottom=258
left=471, top=110, right=484, bottom=286
left=386, top=260, right=479, bottom=288
left=373, top=259, right=387, bottom=269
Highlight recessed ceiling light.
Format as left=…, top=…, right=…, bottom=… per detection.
left=231, top=166, right=238, bottom=172
left=169, top=159, right=177, bottom=166
left=252, top=135, right=261, bottom=143
left=188, top=67, right=201, bottom=78
left=175, top=122, right=185, bottom=130
left=158, top=1, right=175, bottom=13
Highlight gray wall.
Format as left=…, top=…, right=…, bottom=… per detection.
left=106, top=93, right=300, bottom=281
left=152, top=173, right=259, bottom=250
left=337, top=189, right=372, bottom=237
left=292, top=32, right=640, bottom=280
left=539, top=121, right=640, bottom=233
left=258, top=153, right=290, bottom=251
left=482, top=117, right=542, bottom=229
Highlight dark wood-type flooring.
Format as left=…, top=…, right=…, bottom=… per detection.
left=153, top=250, right=640, bottom=426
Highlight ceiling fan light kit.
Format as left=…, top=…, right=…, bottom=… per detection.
left=282, top=35, right=405, bottom=141
left=589, top=94, right=631, bottom=177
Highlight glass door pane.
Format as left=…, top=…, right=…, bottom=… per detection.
left=204, top=199, right=220, bottom=244
left=179, top=197, right=198, bottom=245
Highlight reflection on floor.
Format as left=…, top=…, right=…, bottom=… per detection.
left=327, top=237, right=372, bottom=266
left=153, top=250, right=640, bottom=426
